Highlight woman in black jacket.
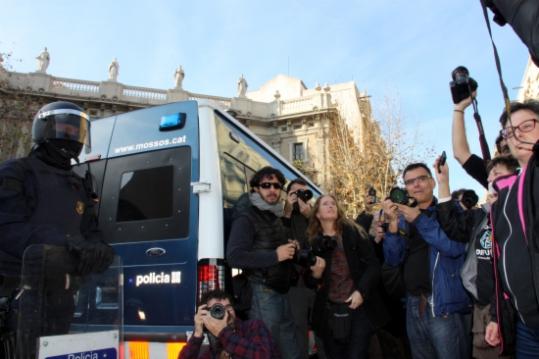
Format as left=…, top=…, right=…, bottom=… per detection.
left=306, top=194, right=388, bottom=359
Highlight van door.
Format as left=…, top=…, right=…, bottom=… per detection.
left=99, top=102, right=200, bottom=337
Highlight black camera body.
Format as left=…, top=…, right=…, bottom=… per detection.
left=295, top=189, right=313, bottom=202
left=311, top=235, right=338, bottom=256
left=450, top=66, right=478, bottom=104
left=389, top=187, right=410, bottom=205
left=460, top=189, right=479, bottom=210
left=294, top=249, right=317, bottom=267
left=208, top=303, right=226, bottom=320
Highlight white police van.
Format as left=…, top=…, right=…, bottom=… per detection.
left=75, top=100, right=320, bottom=358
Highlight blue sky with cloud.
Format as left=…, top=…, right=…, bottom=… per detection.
left=0, top=0, right=531, bottom=196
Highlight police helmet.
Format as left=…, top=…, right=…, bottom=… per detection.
left=32, top=101, right=90, bottom=151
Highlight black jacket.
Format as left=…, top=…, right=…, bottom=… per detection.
left=307, top=222, right=389, bottom=333
left=227, top=194, right=293, bottom=293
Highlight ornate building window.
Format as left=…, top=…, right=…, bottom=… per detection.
left=292, top=142, right=305, bottom=161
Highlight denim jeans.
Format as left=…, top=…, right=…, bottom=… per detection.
left=516, top=320, right=539, bottom=358
left=406, top=295, right=471, bottom=359
left=250, top=282, right=301, bottom=359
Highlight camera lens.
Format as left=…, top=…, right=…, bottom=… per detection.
left=389, top=187, right=409, bottom=205
left=209, top=304, right=226, bottom=320
left=296, top=189, right=313, bottom=202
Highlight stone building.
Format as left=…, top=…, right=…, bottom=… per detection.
left=0, top=52, right=376, bottom=189
left=518, top=57, right=539, bottom=101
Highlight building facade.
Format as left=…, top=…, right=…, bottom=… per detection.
left=518, top=57, right=539, bottom=101
left=0, top=54, right=375, bottom=189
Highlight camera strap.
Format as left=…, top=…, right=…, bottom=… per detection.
left=480, top=0, right=512, bottom=116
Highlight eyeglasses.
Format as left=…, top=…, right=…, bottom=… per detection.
left=501, top=119, right=539, bottom=139
left=404, top=175, right=431, bottom=186
left=259, top=182, right=282, bottom=190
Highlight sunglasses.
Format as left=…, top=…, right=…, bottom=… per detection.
left=259, top=182, right=282, bottom=190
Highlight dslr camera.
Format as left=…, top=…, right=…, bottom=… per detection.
left=389, top=187, right=417, bottom=207
left=294, top=248, right=317, bottom=267
left=311, top=235, right=338, bottom=255
left=450, top=66, right=478, bottom=104
left=295, top=188, right=313, bottom=202
left=207, top=303, right=226, bottom=320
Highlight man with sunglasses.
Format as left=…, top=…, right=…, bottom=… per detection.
left=485, top=100, right=539, bottom=357
left=382, top=162, right=471, bottom=359
left=227, top=167, right=306, bottom=359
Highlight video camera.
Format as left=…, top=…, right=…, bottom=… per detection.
left=450, top=66, right=478, bottom=104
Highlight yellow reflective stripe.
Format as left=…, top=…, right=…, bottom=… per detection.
left=127, top=341, right=149, bottom=359
left=167, top=342, right=186, bottom=359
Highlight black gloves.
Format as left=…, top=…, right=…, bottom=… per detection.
left=67, top=235, right=115, bottom=276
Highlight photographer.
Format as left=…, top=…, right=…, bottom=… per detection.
left=435, top=155, right=517, bottom=359
left=227, top=167, right=322, bottom=359
left=179, top=289, right=280, bottom=359
left=282, top=179, right=315, bottom=359
left=382, top=163, right=471, bottom=359
left=306, top=194, right=388, bottom=359
left=485, top=100, right=539, bottom=357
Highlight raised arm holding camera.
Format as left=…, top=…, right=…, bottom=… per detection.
left=179, top=290, right=280, bottom=359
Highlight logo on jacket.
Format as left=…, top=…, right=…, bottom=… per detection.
left=75, top=201, right=85, bottom=215
left=480, top=231, right=492, bottom=250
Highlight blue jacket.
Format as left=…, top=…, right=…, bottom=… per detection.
left=383, top=205, right=471, bottom=316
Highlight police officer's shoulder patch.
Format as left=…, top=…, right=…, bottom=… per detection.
left=75, top=201, right=85, bottom=215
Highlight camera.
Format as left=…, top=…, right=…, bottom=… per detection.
left=450, top=66, right=478, bottom=104
left=460, top=189, right=479, bottom=210
left=294, top=249, right=317, bottom=267
left=311, top=235, right=338, bottom=255
left=367, top=187, right=377, bottom=204
left=207, top=303, right=226, bottom=320
left=389, top=187, right=410, bottom=205
left=389, top=187, right=417, bottom=207
left=295, top=189, right=313, bottom=202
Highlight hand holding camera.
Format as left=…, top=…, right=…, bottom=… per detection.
left=276, top=242, right=297, bottom=262
left=450, top=66, right=478, bottom=105
left=194, top=303, right=230, bottom=338
left=288, top=188, right=313, bottom=217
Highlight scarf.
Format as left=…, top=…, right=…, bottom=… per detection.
left=249, top=192, right=284, bottom=217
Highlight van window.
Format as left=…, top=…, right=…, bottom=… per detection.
left=99, top=147, right=191, bottom=243
left=117, top=166, right=173, bottom=222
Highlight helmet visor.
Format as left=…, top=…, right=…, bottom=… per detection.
left=38, top=109, right=90, bottom=148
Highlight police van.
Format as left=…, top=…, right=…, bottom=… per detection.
left=75, top=100, right=320, bottom=358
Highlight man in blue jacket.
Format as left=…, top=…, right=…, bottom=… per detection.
left=382, top=162, right=471, bottom=359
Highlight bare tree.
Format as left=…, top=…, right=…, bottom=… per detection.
left=327, top=94, right=435, bottom=217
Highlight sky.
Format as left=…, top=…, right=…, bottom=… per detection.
left=0, top=0, right=531, bottom=197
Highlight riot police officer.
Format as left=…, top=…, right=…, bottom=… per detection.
left=0, top=101, right=114, bottom=357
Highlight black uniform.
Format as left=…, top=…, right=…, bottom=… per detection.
left=0, top=145, right=113, bottom=358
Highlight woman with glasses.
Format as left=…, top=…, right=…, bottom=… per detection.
left=305, top=194, right=388, bottom=359
left=485, top=100, right=539, bottom=358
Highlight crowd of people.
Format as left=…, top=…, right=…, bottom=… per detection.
left=182, top=95, right=539, bottom=359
